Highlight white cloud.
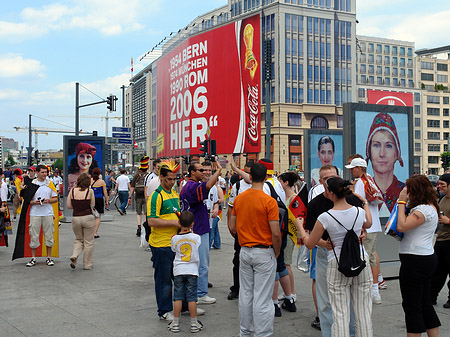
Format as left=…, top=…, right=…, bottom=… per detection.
left=0, top=0, right=160, bottom=40
left=0, top=54, right=46, bottom=78
left=0, top=89, right=26, bottom=100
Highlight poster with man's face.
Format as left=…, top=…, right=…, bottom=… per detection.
left=63, top=136, right=105, bottom=195
left=305, top=130, right=343, bottom=187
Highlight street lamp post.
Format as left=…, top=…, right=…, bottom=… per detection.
left=132, top=121, right=143, bottom=173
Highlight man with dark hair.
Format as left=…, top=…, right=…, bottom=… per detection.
left=147, top=159, right=181, bottom=321
left=145, top=158, right=162, bottom=201
left=180, top=159, right=222, bottom=305
left=21, top=165, right=59, bottom=267
left=105, top=170, right=116, bottom=198
left=227, top=160, right=253, bottom=300
left=115, top=168, right=130, bottom=215
left=229, top=162, right=281, bottom=337
left=432, top=173, right=450, bottom=309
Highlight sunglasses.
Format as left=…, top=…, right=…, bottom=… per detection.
left=196, top=169, right=206, bottom=173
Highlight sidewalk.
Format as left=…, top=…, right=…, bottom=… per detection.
left=0, top=208, right=449, bottom=337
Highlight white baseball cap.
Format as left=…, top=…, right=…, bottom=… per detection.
left=345, top=158, right=367, bottom=169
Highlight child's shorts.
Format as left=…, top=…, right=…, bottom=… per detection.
left=173, top=274, right=198, bottom=302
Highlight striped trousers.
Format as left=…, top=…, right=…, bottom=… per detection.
left=327, top=258, right=373, bottom=337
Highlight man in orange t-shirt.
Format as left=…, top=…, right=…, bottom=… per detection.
left=230, top=162, right=281, bottom=337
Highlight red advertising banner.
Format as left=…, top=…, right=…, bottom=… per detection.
left=156, top=14, right=261, bottom=157
left=367, top=90, right=413, bottom=107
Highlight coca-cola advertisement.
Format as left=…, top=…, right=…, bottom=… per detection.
left=367, top=90, right=413, bottom=107
left=156, top=14, right=261, bottom=157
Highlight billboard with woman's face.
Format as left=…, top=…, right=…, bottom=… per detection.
left=304, top=130, right=343, bottom=187
left=343, top=103, right=413, bottom=217
left=63, top=136, right=105, bottom=195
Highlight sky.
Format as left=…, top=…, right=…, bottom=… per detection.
left=1, top=0, right=449, bottom=151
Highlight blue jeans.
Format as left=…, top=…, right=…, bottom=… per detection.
left=209, top=217, right=221, bottom=249
left=118, top=191, right=129, bottom=213
left=198, top=232, right=210, bottom=297
left=150, top=246, right=174, bottom=316
left=174, top=275, right=198, bottom=302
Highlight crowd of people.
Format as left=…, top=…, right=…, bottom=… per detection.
left=1, top=150, right=449, bottom=337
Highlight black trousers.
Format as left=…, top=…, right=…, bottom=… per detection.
left=230, top=234, right=241, bottom=293
left=399, top=253, right=441, bottom=333
left=431, top=240, right=450, bottom=302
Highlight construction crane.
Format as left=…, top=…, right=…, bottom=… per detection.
left=48, top=114, right=123, bottom=137
left=0, top=128, right=48, bottom=150
left=11, top=127, right=91, bottom=149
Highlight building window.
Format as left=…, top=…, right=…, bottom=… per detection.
left=421, top=73, right=434, bottom=81
left=358, top=88, right=365, bottom=98
left=384, top=45, right=390, bottom=54
left=437, top=63, right=448, bottom=71
left=428, top=156, right=439, bottom=164
left=414, top=118, right=420, bottom=127
left=445, top=132, right=450, bottom=140
left=444, top=120, right=450, bottom=128
left=427, top=132, right=440, bottom=140
left=310, top=116, right=329, bottom=129
left=414, top=130, right=420, bottom=139
left=414, top=105, right=420, bottom=114
left=376, top=44, right=382, bottom=53
left=427, top=108, right=440, bottom=116
left=427, top=96, right=440, bottom=104
left=384, top=56, right=390, bottom=65
left=337, top=115, right=343, bottom=128
left=444, top=108, right=449, bottom=116
left=288, top=113, right=302, bottom=126
left=368, top=43, right=374, bottom=53
left=415, top=143, right=421, bottom=152
left=414, top=92, right=420, bottom=102
left=437, top=74, right=448, bottom=83
left=444, top=97, right=449, bottom=104
left=427, top=120, right=440, bottom=128
left=428, top=144, right=440, bottom=152
left=421, top=61, right=434, bottom=70
left=392, top=46, right=397, bottom=55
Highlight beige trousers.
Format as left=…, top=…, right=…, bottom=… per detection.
left=71, top=215, right=95, bottom=270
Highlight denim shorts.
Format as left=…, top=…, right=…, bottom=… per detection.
left=173, top=275, right=198, bottom=302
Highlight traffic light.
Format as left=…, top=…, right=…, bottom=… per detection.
left=106, top=96, right=112, bottom=111
left=199, top=139, right=209, bottom=157
left=210, top=140, right=217, bottom=157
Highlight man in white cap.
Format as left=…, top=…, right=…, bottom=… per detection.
left=346, top=155, right=382, bottom=305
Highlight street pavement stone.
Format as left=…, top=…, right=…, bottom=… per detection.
left=0, top=208, right=449, bottom=337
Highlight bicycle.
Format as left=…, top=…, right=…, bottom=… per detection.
left=108, top=190, right=130, bottom=211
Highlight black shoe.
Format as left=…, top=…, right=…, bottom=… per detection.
left=281, top=298, right=297, bottom=312
left=444, top=300, right=450, bottom=309
left=136, top=226, right=141, bottom=237
left=227, top=290, right=239, bottom=300
left=311, top=317, right=321, bottom=330
left=208, top=282, right=213, bottom=288
left=274, top=303, right=282, bottom=317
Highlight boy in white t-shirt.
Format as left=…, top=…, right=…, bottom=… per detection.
left=169, top=211, right=203, bottom=333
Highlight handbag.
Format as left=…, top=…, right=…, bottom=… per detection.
left=91, top=205, right=100, bottom=218
left=384, top=201, right=404, bottom=241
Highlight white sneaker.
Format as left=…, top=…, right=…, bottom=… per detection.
left=372, top=293, right=382, bottom=304
left=181, top=308, right=205, bottom=316
left=159, top=312, right=174, bottom=321
left=197, top=295, right=216, bottom=304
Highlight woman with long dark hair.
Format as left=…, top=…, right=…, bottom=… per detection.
left=396, top=175, right=441, bottom=337
left=91, top=168, right=108, bottom=238
left=299, top=177, right=373, bottom=337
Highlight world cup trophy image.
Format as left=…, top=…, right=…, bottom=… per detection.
left=243, top=24, right=258, bottom=80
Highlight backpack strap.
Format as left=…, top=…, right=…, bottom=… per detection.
left=326, top=207, right=360, bottom=265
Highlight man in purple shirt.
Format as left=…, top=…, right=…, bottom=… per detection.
left=180, top=160, right=222, bottom=304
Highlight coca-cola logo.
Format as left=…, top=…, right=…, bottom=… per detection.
left=247, top=84, right=259, bottom=143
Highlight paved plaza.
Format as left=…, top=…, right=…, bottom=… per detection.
left=0, top=208, right=449, bottom=337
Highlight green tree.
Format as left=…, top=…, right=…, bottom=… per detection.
left=54, top=158, right=64, bottom=171
left=6, top=155, right=16, bottom=166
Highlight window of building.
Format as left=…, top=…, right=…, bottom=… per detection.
left=285, top=87, right=291, bottom=102
left=408, top=80, right=414, bottom=88
left=444, top=97, right=449, bottom=104
left=428, top=132, right=440, bottom=140
left=421, top=73, right=434, bottom=81
left=310, top=116, right=329, bottom=129
left=445, top=132, right=450, bottom=140
left=393, top=78, right=398, bottom=86
left=414, top=130, right=420, bottom=139
left=415, top=143, right=421, bottom=152
left=437, top=74, right=448, bottom=83
left=414, top=118, right=420, bottom=127
left=414, top=105, right=420, bottom=114
left=427, top=95, right=440, bottom=104
left=368, top=43, right=374, bottom=53
left=360, top=42, right=366, bottom=52
left=392, top=57, right=398, bottom=66
left=384, top=66, right=390, bottom=75
left=376, top=55, right=382, bottom=64
left=393, top=67, right=398, bottom=76
left=384, top=45, right=390, bottom=53
left=368, top=54, right=374, bottom=63
left=377, top=77, right=383, bottom=85
left=286, top=63, right=291, bottom=79
left=384, top=56, right=390, bottom=65
left=292, top=87, right=298, bottom=103
left=400, top=47, right=405, bottom=56
left=408, top=59, right=413, bottom=67
left=400, top=58, right=405, bottom=66
left=408, top=69, right=413, bottom=78
left=427, top=107, right=440, bottom=116
left=444, top=120, right=450, bottom=128
left=376, top=44, right=382, bottom=53
left=385, top=77, right=390, bottom=86
left=360, top=75, right=366, bottom=83
left=360, top=64, right=366, bottom=73
left=437, top=63, right=448, bottom=71
left=421, top=61, right=434, bottom=70
left=368, top=65, right=374, bottom=74
left=444, top=108, right=449, bottom=116
left=428, top=144, right=440, bottom=152
left=428, top=120, right=440, bottom=128
left=400, top=68, right=405, bottom=76
left=401, top=79, right=406, bottom=87
left=360, top=53, right=366, bottom=62
left=414, top=93, right=420, bottom=102
left=369, top=76, right=374, bottom=84
left=407, top=48, right=413, bottom=56
left=288, top=113, right=302, bottom=126
left=428, top=156, right=439, bottom=164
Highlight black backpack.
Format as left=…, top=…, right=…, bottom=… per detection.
left=265, top=181, right=289, bottom=235
left=326, top=207, right=366, bottom=277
